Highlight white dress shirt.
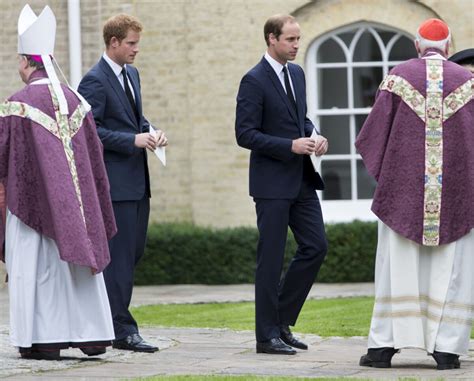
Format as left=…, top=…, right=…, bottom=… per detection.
left=264, top=51, right=296, bottom=101
left=102, top=52, right=136, bottom=101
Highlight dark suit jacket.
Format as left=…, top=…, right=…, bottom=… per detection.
left=235, top=57, right=324, bottom=199
left=78, top=58, right=150, bottom=201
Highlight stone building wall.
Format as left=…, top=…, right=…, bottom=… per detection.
left=0, top=0, right=472, bottom=235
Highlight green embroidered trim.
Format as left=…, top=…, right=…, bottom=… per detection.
left=443, top=78, right=474, bottom=121
left=379, top=75, right=426, bottom=121
left=70, top=103, right=88, bottom=136
left=0, top=101, right=60, bottom=138
left=49, top=85, right=85, bottom=223
left=423, top=60, right=444, bottom=246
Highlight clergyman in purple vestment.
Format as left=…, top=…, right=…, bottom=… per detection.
left=356, top=19, right=474, bottom=370
left=0, top=5, right=117, bottom=361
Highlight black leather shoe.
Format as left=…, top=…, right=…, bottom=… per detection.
left=19, top=347, right=60, bottom=361
left=432, top=351, right=460, bottom=370
left=359, top=347, right=398, bottom=368
left=80, top=346, right=106, bottom=356
left=113, top=334, right=158, bottom=353
left=256, top=337, right=297, bottom=355
left=280, top=325, right=308, bottom=350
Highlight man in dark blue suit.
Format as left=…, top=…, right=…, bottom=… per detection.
left=235, top=14, right=328, bottom=355
left=78, top=14, right=167, bottom=353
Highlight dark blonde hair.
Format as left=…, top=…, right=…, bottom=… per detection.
left=103, top=14, right=143, bottom=47
left=264, top=14, right=296, bottom=46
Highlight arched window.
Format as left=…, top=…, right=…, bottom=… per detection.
left=306, top=22, right=417, bottom=221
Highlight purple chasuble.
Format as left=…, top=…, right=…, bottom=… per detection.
left=356, top=52, right=474, bottom=246
left=0, top=70, right=117, bottom=271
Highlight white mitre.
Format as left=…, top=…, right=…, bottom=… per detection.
left=18, top=4, right=56, bottom=55
left=16, top=4, right=90, bottom=114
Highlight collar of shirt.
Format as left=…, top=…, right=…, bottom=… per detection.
left=264, top=51, right=285, bottom=76
left=102, top=52, right=135, bottom=99
left=103, top=52, right=126, bottom=77
left=264, top=52, right=295, bottom=98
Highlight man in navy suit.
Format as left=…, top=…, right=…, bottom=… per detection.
left=235, top=14, right=328, bottom=355
left=78, top=14, right=167, bottom=353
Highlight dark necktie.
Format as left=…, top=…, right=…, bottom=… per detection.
left=121, top=67, right=139, bottom=121
left=282, top=66, right=297, bottom=112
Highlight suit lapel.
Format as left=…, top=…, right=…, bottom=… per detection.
left=288, top=64, right=305, bottom=137
left=99, top=58, right=139, bottom=129
left=261, top=58, right=298, bottom=124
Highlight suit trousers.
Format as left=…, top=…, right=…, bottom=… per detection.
left=254, top=181, right=327, bottom=343
left=103, top=195, right=150, bottom=340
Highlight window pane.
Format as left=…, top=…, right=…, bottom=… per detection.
left=353, top=32, right=382, bottom=62
left=338, top=32, right=354, bottom=48
left=321, top=160, right=351, bottom=200
left=318, top=68, right=348, bottom=109
left=318, top=38, right=346, bottom=63
left=353, top=67, right=383, bottom=107
left=319, top=116, right=350, bottom=154
left=357, top=160, right=376, bottom=199
left=355, top=114, right=368, bottom=136
left=378, top=30, right=397, bottom=46
left=389, top=36, right=417, bottom=61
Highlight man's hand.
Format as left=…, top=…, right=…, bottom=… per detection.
left=135, top=133, right=157, bottom=151
left=314, top=135, right=328, bottom=156
left=154, top=130, right=168, bottom=147
left=291, top=138, right=316, bottom=155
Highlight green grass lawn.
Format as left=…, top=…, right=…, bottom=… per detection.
left=132, top=297, right=373, bottom=337
left=132, top=296, right=474, bottom=338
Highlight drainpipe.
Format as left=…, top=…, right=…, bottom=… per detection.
left=67, top=0, right=82, bottom=89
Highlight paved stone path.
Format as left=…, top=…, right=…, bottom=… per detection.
left=1, top=283, right=473, bottom=380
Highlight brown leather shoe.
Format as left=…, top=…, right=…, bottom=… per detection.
left=19, top=347, right=60, bottom=361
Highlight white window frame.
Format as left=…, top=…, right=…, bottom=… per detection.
left=305, top=22, right=415, bottom=222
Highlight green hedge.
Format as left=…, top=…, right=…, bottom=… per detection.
left=135, top=220, right=377, bottom=285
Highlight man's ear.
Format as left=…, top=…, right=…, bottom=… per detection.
left=269, top=33, right=276, bottom=46
left=110, top=36, right=120, bottom=48
left=445, top=41, right=450, bottom=56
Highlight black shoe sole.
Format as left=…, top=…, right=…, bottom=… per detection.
left=80, top=348, right=106, bottom=356
left=20, top=352, right=60, bottom=361
left=436, top=363, right=460, bottom=370
left=256, top=348, right=297, bottom=355
left=112, top=344, right=158, bottom=353
left=359, top=360, right=391, bottom=368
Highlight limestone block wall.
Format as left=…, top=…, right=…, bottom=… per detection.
left=79, top=0, right=308, bottom=227
left=0, top=0, right=472, bottom=235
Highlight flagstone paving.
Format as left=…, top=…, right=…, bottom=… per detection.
left=1, top=283, right=472, bottom=380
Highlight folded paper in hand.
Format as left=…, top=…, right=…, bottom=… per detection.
left=310, top=128, right=321, bottom=172
left=149, top=126, right=166, bottom=166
